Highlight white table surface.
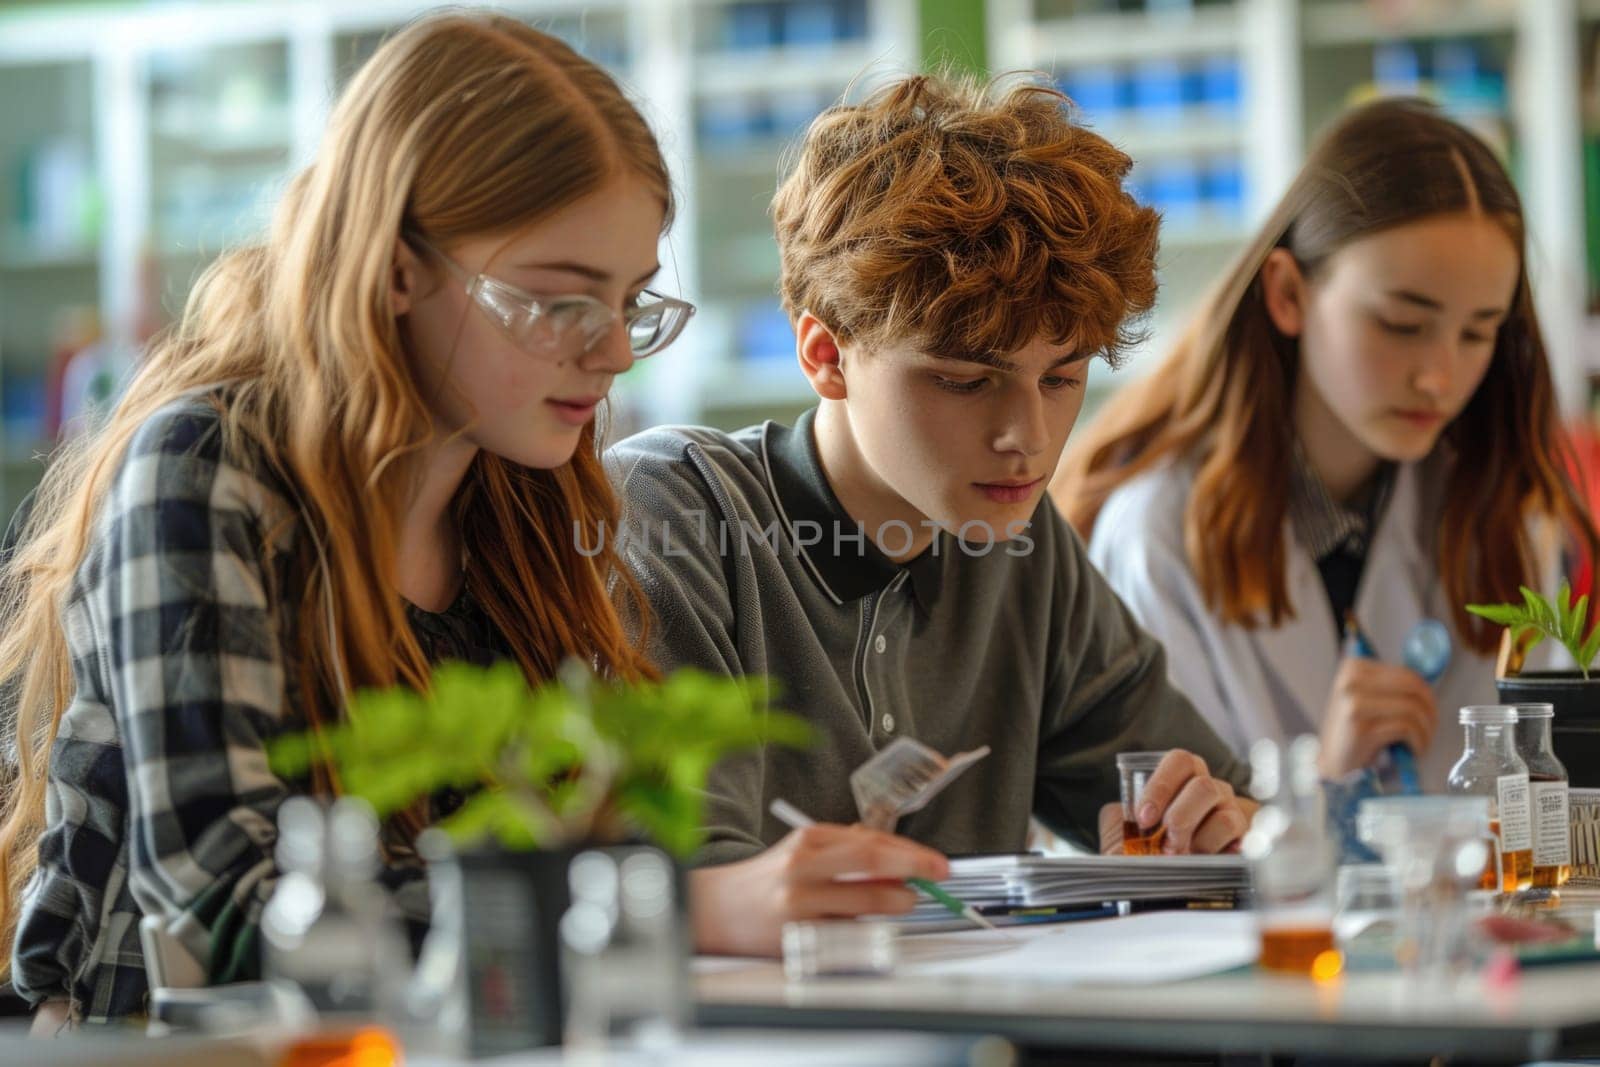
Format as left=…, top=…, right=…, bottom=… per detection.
left=693, top=913, right=1600, bottom=1061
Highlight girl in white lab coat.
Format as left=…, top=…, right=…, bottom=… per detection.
left=1052, top=99, right=1597, bottom=792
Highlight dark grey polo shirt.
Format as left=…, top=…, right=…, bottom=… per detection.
left=607, top=408, right=1248, bottom=865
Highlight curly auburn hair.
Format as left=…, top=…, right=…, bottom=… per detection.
left=771, top=73, right=1160, bottom=365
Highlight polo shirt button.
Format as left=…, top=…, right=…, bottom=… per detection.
left=881, top=713, right=895, bottom=733
left=874, top=635, right=886, bottom=654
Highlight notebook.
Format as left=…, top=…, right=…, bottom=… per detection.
left=903, top=853, right=1250, bottom=925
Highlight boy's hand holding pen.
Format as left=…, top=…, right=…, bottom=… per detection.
left=767, top=799, right=1010, bottom=937
left=688, top=809, right=949, bottom=957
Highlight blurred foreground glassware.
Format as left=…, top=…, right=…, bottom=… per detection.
left=1243, top=736, right=1341, bottom=978
left=1357, top=795, right=1494, bottom=985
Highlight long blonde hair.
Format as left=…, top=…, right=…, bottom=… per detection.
left=1053, top=98, right=1596, bottom=650
left=0, top=12, right=669, bottom=970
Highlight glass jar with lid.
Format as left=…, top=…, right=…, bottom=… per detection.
left=1447, top=705, right=1532, bottom=892
left=1512, top=703, right=1570, bottom=889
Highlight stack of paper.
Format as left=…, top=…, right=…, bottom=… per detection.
left=1005, top=853, right=1249, bottom=907
left=905, top=853, right=1249, bottom=923
left=934, top=856, right=1027, bottom=904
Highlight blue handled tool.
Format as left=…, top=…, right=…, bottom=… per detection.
left=1341, top=612, right=1436, bottom=796
left=1402, top=619, right=1452, bottom=683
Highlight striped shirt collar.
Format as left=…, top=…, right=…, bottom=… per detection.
left=1288, top=439, right=1396, bottom=561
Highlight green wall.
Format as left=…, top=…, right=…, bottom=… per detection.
left=919, top=0, right=988, bottom=76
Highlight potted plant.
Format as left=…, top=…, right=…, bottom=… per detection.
left=1467, top=581, right=1600, bottom=787
left=269, top=660, right=809, bottom=1054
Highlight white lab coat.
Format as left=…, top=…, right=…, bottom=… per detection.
left=1086, top=453, right=1552, bottom=793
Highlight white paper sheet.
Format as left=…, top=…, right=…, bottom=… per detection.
left=895, top=911, right=1259, bottom=984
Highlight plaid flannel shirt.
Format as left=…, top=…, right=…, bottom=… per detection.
left=10, top=395, right=506, bottom=1021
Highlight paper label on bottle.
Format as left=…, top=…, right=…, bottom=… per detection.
left=1496, top=774, right=1532, bottom=853
left=1532, top=780, right=1572, bottom=868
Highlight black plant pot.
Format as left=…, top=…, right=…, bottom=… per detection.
left=454, top=843, right=688, bottom=1058
left=457, top=845, right=577, bottom=1056
left=1495, top=671, right=1600, bottom=787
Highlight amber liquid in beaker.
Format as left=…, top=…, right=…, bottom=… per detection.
left=1258, top=926, right=1338, bottom=974
left=281, top=1027, right=401, bottom=1067
left=1122, top=820, right=1166, bottom=855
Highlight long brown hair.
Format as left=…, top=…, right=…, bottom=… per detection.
left=0, top=13, right=666, bottom=969
left=1053, top=97, right=1596, bottom=651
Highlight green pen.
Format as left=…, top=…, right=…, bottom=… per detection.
left=768, top=798, right=1009, bottom=937
left=906, top=876, right=1008, bottom=935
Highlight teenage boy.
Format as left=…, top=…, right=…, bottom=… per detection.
left=609, top=73, right=1255, bottom=955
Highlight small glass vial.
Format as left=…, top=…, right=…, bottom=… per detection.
left=1512, top=703, right=1571, bottom=889
left=1242, top=735, right=1341, bottom=978
left=781, top=921, right=897, bottom=980
left=1447, top=706, right=1533, bottom=892
left=262, top=797, right=411, bottom=1019
left=560, top=847, right=688, bottom=1049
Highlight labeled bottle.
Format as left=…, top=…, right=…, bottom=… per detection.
left=1447, top=705, right=1533, bottom=892
left=1242, top=735, right=1341, bottom=977
left=1512, top=703, right=1571, bottom=889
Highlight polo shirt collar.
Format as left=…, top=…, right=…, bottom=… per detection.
left=762, top=407, right=945, bottom=609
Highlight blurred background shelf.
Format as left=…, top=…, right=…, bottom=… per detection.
left=0, top=241, right=98, bottom=272
left=988, top=0, right=1280, bottom=405
left=674, top=0, right=918, bottom=426
left=1303, top=0, right=1517, bottom=44
left=1013, top=5, right=1243, bottom=65
left=991, top=0, right=1586, bottom=430
left=2, top=0, right=1600, bottom=525
left=1093, top=115, right=1247, bottom=157
left=693, top=44, right=887, bottom=95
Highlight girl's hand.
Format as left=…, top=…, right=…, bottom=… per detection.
left=1319, top=657, right=1438, bottom=778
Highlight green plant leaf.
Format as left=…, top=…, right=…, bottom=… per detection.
left=1466, top=603, right=1531, bottom=627
left=614, top=776, right=704, bottom=858
left=267, top=660, right=808, bottom=858
left=1573, top=594, right=1591, bottom=648
left=267, top=732, right=318, bottom=780
left=1559, top=582, right=1590, bottom=651
left=441, top=790, right=545, bottom=851
left=1512, top=623, right=1546, bottom=655
left=1520, top=587, right=1555, bottom=634
left=1482, top=586, right=1588, bottom=669
left=1577, top=620, right=1600, bottom=679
